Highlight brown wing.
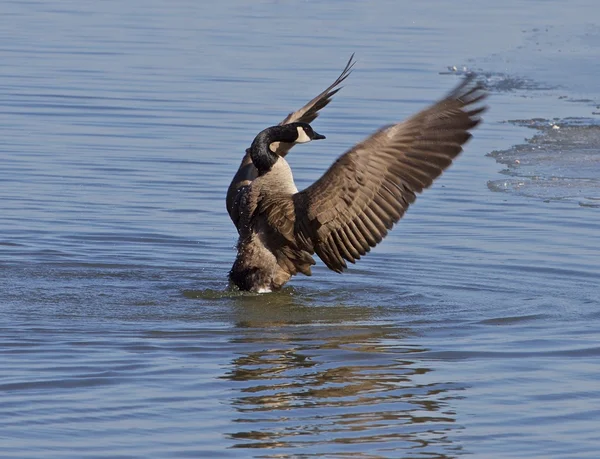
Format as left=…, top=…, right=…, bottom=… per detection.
left=226, top=55, right=355, bottom=225
left=292, top=75, right=487, bottom=272
left=256, top=193, right=316, bottom=277
left=279, top=53, right=355, bottom=127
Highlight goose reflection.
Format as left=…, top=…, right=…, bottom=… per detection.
left=222, top=299, right=464, bottom=458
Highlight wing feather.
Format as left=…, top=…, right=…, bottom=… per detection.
left=279, top=54, right=355, bottom=127
left=293, top=75, right=487, bottom=272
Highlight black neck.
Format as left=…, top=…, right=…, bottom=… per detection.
left=250, top=125, right=295, bottom=175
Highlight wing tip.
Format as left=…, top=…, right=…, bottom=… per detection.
left=451, top=74, right=488, bottom=107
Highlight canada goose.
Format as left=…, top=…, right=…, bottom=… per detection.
left=226, top=55, right=356, bottom=224
left=227, top=57, right=487, bottom=292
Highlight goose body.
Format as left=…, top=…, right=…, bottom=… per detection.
left=228, top=158, right=300, bottom=292
left=227, top=56, right=487, bottom=292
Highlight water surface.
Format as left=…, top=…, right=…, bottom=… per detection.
left=1, top=1, right=599, bottom=458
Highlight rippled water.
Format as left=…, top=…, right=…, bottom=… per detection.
left=488, top=120, right=600, bottom=207
left=2, top=1, right=600, bottom=458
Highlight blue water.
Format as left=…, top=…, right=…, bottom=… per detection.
left=1, top=1, right=599, bottom=458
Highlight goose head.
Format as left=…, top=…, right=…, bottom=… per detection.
left=250, top=122, right=325, bottom=174
left=289, top=122, right=326, bottom=144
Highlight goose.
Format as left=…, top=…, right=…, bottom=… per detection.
left=227, top=57, right=487, bottom=293
left=226, top=55, right=356, bottom=223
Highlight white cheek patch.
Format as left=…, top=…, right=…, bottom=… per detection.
left=269, top=141, right=280, bottom=152
left=295, top=126, right=312, bottom=144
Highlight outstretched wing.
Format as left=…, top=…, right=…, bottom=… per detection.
left=290, top=75, right=487, bottom=272
left=279, top=54, right=355, bottom=127
left=226, top=55, right=355, bottom=224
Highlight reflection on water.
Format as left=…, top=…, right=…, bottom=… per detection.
left=223, top=308, right=463, bottom=457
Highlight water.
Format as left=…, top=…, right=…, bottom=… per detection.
left=488, top=120, right=600, bottom=206
left=1, top=1, right=599, bottom=458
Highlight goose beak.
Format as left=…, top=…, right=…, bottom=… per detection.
left=312, top=131, right=326, bottom=140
